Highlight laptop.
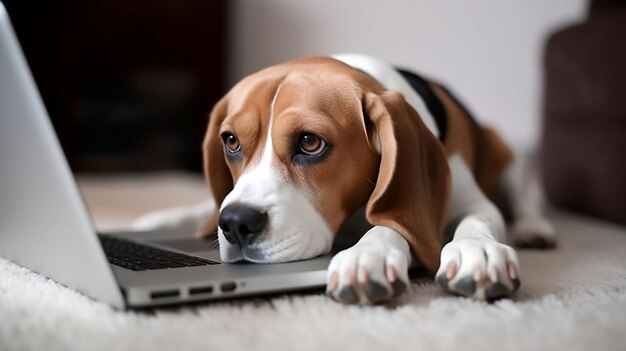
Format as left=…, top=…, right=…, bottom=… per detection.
left=0, top=3, right=332, bottom=309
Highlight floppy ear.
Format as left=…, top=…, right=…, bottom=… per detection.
left=196, top=96, right=232, bottom=238
left=363, top=91, right=451, bottom=274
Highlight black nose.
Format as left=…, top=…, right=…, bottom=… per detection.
left=219, top=203, right=268, bottom=246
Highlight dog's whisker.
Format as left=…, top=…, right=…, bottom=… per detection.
left=203, top=237, right=220, bottom=250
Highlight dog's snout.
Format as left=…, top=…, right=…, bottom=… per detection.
left=219, top=203, right=268, bottom=245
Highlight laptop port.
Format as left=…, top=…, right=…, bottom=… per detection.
left=189, top=286, right=214, bottom=296
left=150, top=289, right=180, bottom=299
left=220, top=281, right=237, bottom=292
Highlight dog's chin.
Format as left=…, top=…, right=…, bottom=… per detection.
left=217, top=232, right=332, bottom=264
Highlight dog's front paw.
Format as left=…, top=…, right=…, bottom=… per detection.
left=326, top=227, right=411, bottom=305
left=436, top=238, right=520, bottom=300
left=326, top=246, right=409, bottom=305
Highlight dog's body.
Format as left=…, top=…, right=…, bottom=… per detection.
left=134, top=54, right=556, bottom=304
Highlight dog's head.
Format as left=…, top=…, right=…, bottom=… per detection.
left=203, top=57, right=449, bottom=271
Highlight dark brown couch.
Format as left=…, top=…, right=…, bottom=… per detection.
left=541, top=0, right=626, bottom=226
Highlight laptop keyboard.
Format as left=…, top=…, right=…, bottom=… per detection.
left=99, top=235, right=220, bottom=271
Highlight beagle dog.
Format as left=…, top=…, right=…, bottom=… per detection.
left=134, top=54, right=556, bottom=304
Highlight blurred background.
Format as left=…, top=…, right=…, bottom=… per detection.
left=3, top=0, right=587, bottom=172
left=3, top=0, right=624, bottom=225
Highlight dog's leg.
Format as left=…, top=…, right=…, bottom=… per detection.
left=132, top=200, right=216, bottom=232
left=326, top=226, right=412, bottom=304
left=436, top=155, right=521, bottom=300
left=500, top=150, right=557, bottom=248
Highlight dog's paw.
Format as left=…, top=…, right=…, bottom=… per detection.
left=326, top=227, right=411, bottom=305
left=510, top=216, right=557, bottom=249
left=436, top=238, right=520, bottom=300
left=326, top=246, right=410, bottom=304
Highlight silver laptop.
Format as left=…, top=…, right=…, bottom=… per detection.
left=0, top=3, right=331, bottom=309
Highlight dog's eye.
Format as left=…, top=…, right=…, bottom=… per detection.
left=299, top=133, right=326, bottom=156
left=221, top=132, right=241, bottom=153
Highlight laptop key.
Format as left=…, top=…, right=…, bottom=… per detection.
left=141, top=262, right=170, bottom=270
left=107, top=258, right=146, bottom=271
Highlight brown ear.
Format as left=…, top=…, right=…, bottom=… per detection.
left=364, top=91, right=451, bottom=274
left=196, top=96, right=232, bottom=238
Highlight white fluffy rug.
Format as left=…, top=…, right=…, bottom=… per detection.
left=1, top=174, right=626, bottom=351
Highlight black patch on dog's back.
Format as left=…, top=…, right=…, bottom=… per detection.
left=395, top=68, right=448, bottom=142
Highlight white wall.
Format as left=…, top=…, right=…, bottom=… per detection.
left=227, top=0, right=589, bottom=148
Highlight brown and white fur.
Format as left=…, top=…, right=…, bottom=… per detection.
left=134, top=54, right=556, bottom=304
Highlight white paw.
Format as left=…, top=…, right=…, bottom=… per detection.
left=436, top=237, right=521, bottom=300
left=510, top=216, right=557, bottom=249
left=326, top=227, right=411, bottom=305
left=132, top=202, right=214, bottom=231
